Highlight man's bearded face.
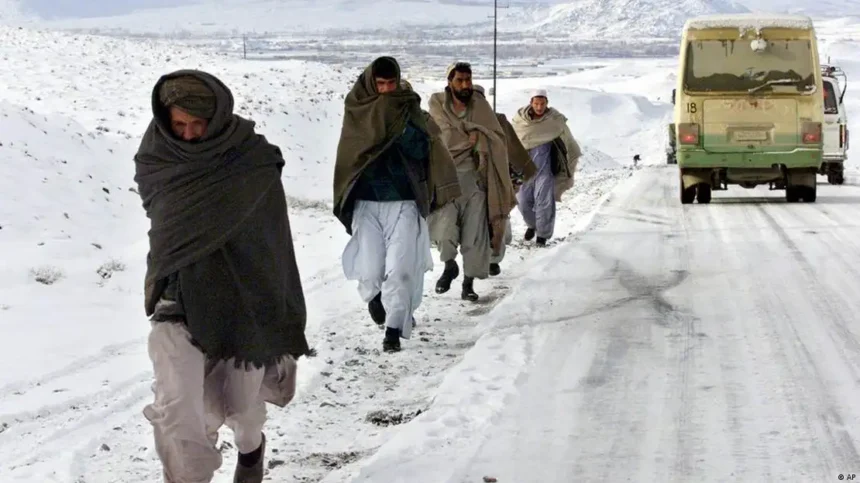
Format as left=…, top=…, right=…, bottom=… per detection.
left=449, top=71, right=473, bottom=102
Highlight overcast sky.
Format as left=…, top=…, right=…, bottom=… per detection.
left=23, top=0, right=202, bottom=19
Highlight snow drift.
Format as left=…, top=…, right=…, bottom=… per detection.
left=0, top=25, right=353, bottom=203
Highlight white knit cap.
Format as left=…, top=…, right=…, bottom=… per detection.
left=530, top=89, right=548, bottom=99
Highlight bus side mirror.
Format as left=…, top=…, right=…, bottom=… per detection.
left=671, top=88, right=676, bottom=105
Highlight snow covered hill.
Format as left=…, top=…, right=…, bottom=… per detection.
left=34, top=0, right=497, bottom=35
left=0, top=0, right=30, bottom=23
left=10, top=0, right=860, bottom=38
left=741, top=0, right=860, bottom=16
left=0, top=26, right=354, bottom=203
left=501, top=0, right=748, bottom=39
left=30, top=0, right=745, bottom=40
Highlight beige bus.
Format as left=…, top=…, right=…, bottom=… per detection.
left=669, top=13, right=824, bottom=203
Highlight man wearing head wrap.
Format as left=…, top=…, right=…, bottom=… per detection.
left=134, top=70, right=309, bottom=483
left=428, top=62, right=516, bottom=302
left=511, top=89, right=582, bottom=246
left=334, top=57, right=461, bottom=352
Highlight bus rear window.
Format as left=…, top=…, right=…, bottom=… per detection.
left=683, top=39, right=816, bottom=93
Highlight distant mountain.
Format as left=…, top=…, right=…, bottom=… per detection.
left=29, top=0, right=853, bottom=38
left=36, top=0, right=497, bottom=34
left=496, top=0, right=749, bottom=39
left=735, top=0, right=860, bottom=17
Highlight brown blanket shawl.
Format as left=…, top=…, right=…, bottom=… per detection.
left=512, top=105, right=582, bottom=200
left=472, top=85, right=535, bottom=191
left=496, top=112, right=537, bottom=187
left=134, top=69, right=309, bottom=367
left=333, top=57, right=460, bottom=233
left=428, top=89, right=515, bottom=255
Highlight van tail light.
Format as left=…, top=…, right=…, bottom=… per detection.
left=840, top=125, right=847, bottom=148
left=678, top=123, right=699, bottom=145
left=802, top=122, right=821, bottom=144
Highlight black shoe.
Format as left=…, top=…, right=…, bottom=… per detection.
left=368, top=292, right=385, bottom=325
left=461, top=276, right=479, bottom=302
left=383, top=327, right=401, bottom=352
left=524, top=228, right=535, bottom=241
left=435, top=259, right=460, bottom=294
left=234, top=433, right=265, bottom=483
left=536, top=237, right=547, bottom=247
left=489, top=263, right=501, bottom=276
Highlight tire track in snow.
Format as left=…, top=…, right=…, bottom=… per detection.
left=761, top=204, right=860, bottom=382
left=0, top=337, right=144, bottom=401
left=796, top=203, right=860, bottom=369
left=704, top=202, right=769, bottom=479
left=0, top=372, right=152, bottom=474
left=756, top=205, right=860, bottom=473
left=664, top=190, right=700, bottom=481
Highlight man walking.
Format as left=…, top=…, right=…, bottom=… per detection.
left=470, top=84, right=536, bottom=276
left=134, top=70, right=309, bottom=483
left=511, top=89, right=582, bottom=246
left=428, top=62, right=516, bottom=301
left=333, top=56, right=461, bottom=352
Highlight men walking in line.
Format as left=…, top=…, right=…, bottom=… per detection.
left=511, top=89, right=582, bottom=246
left=333, top=56, right=461, bottom=352
left=134, top=70, right=309, bottom=483
left=428, top=62, right=516, bottom=301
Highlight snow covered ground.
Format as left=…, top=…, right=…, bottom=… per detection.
left=0, top=24, right=644, bottom=482
left=3, top=9, right=860, bottom=483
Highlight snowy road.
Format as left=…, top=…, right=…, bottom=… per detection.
left=351, top=166, right=860, bottom=482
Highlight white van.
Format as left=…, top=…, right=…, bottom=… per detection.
left=819, top=64, right=849, bottom=184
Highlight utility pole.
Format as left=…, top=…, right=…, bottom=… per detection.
left=243, top=34, right=247, bottom=60
left=489, top=0, right=509, bottom=112
left=493, top=0, right=497, bottom=112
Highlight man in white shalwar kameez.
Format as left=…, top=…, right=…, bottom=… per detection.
left=333, top=56, right=461, bottom=352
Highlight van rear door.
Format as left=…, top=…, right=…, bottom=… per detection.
left=822, top=78, right=845, bottom=159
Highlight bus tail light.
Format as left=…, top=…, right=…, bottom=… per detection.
left=678, top=123, right=699, bottom=145
left=802, top=122, right=821, bottom=144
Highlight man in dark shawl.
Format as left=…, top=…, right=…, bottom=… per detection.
left=333, top=57, right=461, bottom=353
left=133, top=69, right=308, bottom=483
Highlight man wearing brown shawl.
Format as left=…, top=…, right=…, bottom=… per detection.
left=428, top=62, right=516, bottom=301
left=333, top=57, right=461, bottom=352
left=472, top=85, right=537, bottom=275
left=134, top=70, right=308, bottom=483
